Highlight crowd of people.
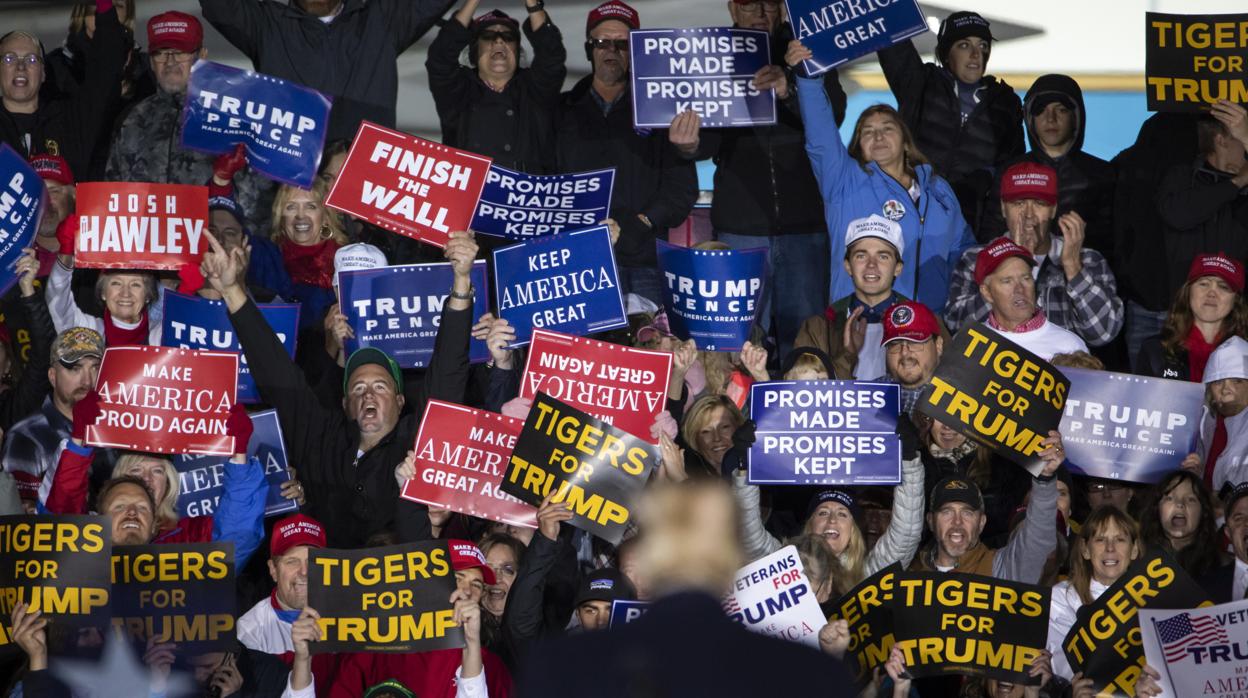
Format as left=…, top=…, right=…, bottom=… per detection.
left=0, top=0, right=1242, bottom=696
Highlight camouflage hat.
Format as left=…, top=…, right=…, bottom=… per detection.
left=51, top=327, right=104, bottom=367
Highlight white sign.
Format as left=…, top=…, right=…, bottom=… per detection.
left=1140, top=599, right=1248, bottom=697
left=722, top=545, right=826, bottom=648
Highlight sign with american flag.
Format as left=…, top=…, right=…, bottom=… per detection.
left=1141, top=599, right=1248, bottom=697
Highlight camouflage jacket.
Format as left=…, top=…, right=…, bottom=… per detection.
left=105, top=88, right=275, bottom=235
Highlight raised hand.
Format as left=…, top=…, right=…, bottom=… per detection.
left=668, top=110, right=701, bottom=156
left=536, top=492, right=573, bottom=541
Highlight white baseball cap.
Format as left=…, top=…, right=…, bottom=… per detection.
left=333, top=243, right=387, bottom=286
left=1205, top=336, right=1248, bottom=384
left=844, top=214, right=904, bottom=257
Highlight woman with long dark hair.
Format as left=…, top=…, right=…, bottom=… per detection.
left=1138, top=253, right=1248, bottom=381
left=1139, top=470, right=1227, bottom=579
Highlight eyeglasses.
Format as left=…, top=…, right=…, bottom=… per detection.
left=586, top=38, right=629, bottom=53
left=735, top=2, right=781, bottom=16
left=479, top=29, right=519, bottom=43
left=489, top=562, right=517, bottom=577
left=1, top=53, right=41, bottom=67
left=1087, top=483, right=1128, bottom=494
left=151, top=50, right=197, bottom=64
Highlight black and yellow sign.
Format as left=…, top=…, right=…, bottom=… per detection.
left=916, top=323, right=1068, bottom=476
left=891, top=572, right=1050, bottom=684
left=1146, top=13, right=1248, bottom=112
left=501, top=392, right=657, bottom=545
left=0, top=515, right=111, bottom=644
left=831, top=563, right=900, bottom=689
left=1063, top=548, right=1211, bottom=697
left=307, top=540, right=463, bottom=654
left=109, top=542, right=235, bottom=653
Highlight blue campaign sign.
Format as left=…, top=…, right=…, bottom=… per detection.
left=748, top=380, right=901, bottom=485
left=471, top=165, right=615, bottom=241
left=494, top=226, right=627, bottom=347
left=0, top=145, right=44, bottom=297
left=609, top=600, right=650, bottom=629
left=657, top=241, right=765, bottom=352
left=161, top=290, right=299, bottom=404
left=630, top=28, right=776, bottom=128
left=182, top=61, right=332, bottom=188
left=785, top=0, right=928, bottom=76
left=174, top=409, right=296, bottom=519
left=1059, top=367, right=1204, bottom=484
left=338, top=260, right=490, bottom=368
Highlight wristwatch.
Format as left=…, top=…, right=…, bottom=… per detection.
left=526, top=0, right=544, bottom=12
left=448, top=285, right=474, bottom=300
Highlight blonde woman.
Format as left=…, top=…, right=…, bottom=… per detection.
left=270, top=178, right=349, bottom=329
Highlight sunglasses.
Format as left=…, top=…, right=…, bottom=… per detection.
left=586, top=38, right=629, bottom=52
left=479, top=29, right=519, bottom=43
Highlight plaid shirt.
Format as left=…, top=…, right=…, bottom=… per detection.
left=943, top=237, right=1124, bottom=347
left=2, top=397, right=70, bottom=501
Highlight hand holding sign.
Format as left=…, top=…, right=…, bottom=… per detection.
left=9, top=602, right=47, bottom=671
left=753, top=64, right=790, bottom=100
left=818, top=618, right=849, bottom=659
left=669, top=110, right=701, bottom=157
left=785, top=40, right=812, bottom=68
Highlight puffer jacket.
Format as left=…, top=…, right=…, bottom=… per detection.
left=980, top=75, right=1116, bottom=256
left=732, top=456, right=925, bottom=577
left=876, top=39, right=1025, bottom=237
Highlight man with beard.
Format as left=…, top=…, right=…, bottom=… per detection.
left=879, top=300, right=943, bottom=415
left=201, top=0, right=454, bottom=141
left=944, top=162, right=1123, bottom=347
left=106, top=12, right=272, bottom=234
left=1200, top=482, right=1248, bottom=603
left=554, top=0, right=697, bottom=304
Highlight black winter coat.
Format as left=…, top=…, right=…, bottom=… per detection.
left=231, top=298, right=471, bottom=548
left=1158, top=158, right=1248, bottom=301
left=200, top=0, right=453, bottom=141
left=877, top=40, right=1025, bottom=237
left=425, top=16, right=566, bottom=173
left=555, top=77, right=698, bottom=269
left=1136, top=336, right=1189, bottom=381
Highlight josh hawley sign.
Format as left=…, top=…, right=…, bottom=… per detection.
left=0, top=515, right=111, bottom=644
left=1059, top=367, right=1203, bottom=484
left=493, top=225, right=627, bottom=346
left=87, top=345, right=239, bottom=456
left=748, top=380, right=900, bottom=485
left=657, top=241, right=765, bottom=352
left=501, top=393, right=657, bottom=545
left=0, top=145, right=43, bottom=297
left=916, top=322, right=1069, bottom=476
left=831, top=564, right=901, bottom=689
left=161, top=290, right=299, bottom=404
left=521, top=329, right=672, bottom=443
left=723, top=545, right=826, bottom=648
left=401, top=400, right=537, bottom=528
left=471, top=165, right=614, bottom=241
left=182, top=61, right=332, bottom=188
left=1146, top=13, right=1248, bottom=112
left=1140, top=599, right=1248, bottom=697
left=74, top=183, right=208, bottom=271
left=110, top=542, right=235, bottom=653
left=325, top=122, right=491, bottom=249
left=785, top=0, right=927, bottom=76
left=307, top=540, right=463, bottom=653
left=630, top=28, right=775, bottom=129
left=1063, top=549, right=1212, bottom=697
left=173, top=409, right=295, bottom=519
left=338, top=261, right=489, bottom=369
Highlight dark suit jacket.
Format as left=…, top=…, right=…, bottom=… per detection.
left=1200, top=562, right=1237, bottom=605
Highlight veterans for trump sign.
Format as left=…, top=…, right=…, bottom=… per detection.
left=325, top=122, right=491, bottom=249
left=401, top=400, right=537, bottom=529
left=74, top=183, right=208, bottom=270
left=87, top=346, right=239, bottom=456
left=916, top=323, right=1069, bottom=476
left=307, top=541, right=463, bottom=653
left=501, top=393, right=657, bottom=545
left=1140, top=599, right=1248, bottom=697
left=0, top=515, right=111, bottom=644
left=723, top=545, right=827, bottom=648
left=749, top=380, right=900, bottom=485
left=1146, top=13, right=1248, bottom=112
left=785, top=0, right=927, bottom=76
left=657, top=241, right=765, bottom=352
left=1059, top=368, right=1203, bottom=484
left=110, top=543, right=235, bottom=653
left=520, top=329, right=672, bottom=443
left=173, top=409, right=295, bottom=519
left=471, top=165, right=614, bottom=241
left=182, top=61, right=332, bottom=188
left=0, top=145, right=43, bottom=297
left=630, top=28, right=775, bottom=128
left=493, top=225, right=627, bottom=346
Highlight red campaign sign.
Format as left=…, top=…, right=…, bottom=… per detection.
left=87, top=345, right=239, bottom=456
left=401, top=400, right=537, bottom=528
left=520, top=329, right=673, bottom=443
left=74, top=182, right=209, bottom=270
left=325, top=122, right=492, bottom=249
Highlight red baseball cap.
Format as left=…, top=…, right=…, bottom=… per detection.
left=472, top=9, right=520, bottom=34
left=1188, top=252, right=1246, bottom=293
left=587, top=0, right=639, bottom=33
left=974, top=236, right=1036, bottom=285
left=1000, top=161, right=1058, bottom=206
left=148, top=11, right=203, bottom=53
left=448, top=539, right=497, bottom=585
left=270, top=514, right=326, bottom=557
left=882, top=301, right=939, bottom=345
left=29, top=154, right=73, bottom=186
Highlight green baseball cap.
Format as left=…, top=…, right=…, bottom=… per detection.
left=343, top=347, right=404, bottom=393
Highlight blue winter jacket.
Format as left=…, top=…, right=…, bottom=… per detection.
left=797, top=76, right=975, bottom=312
